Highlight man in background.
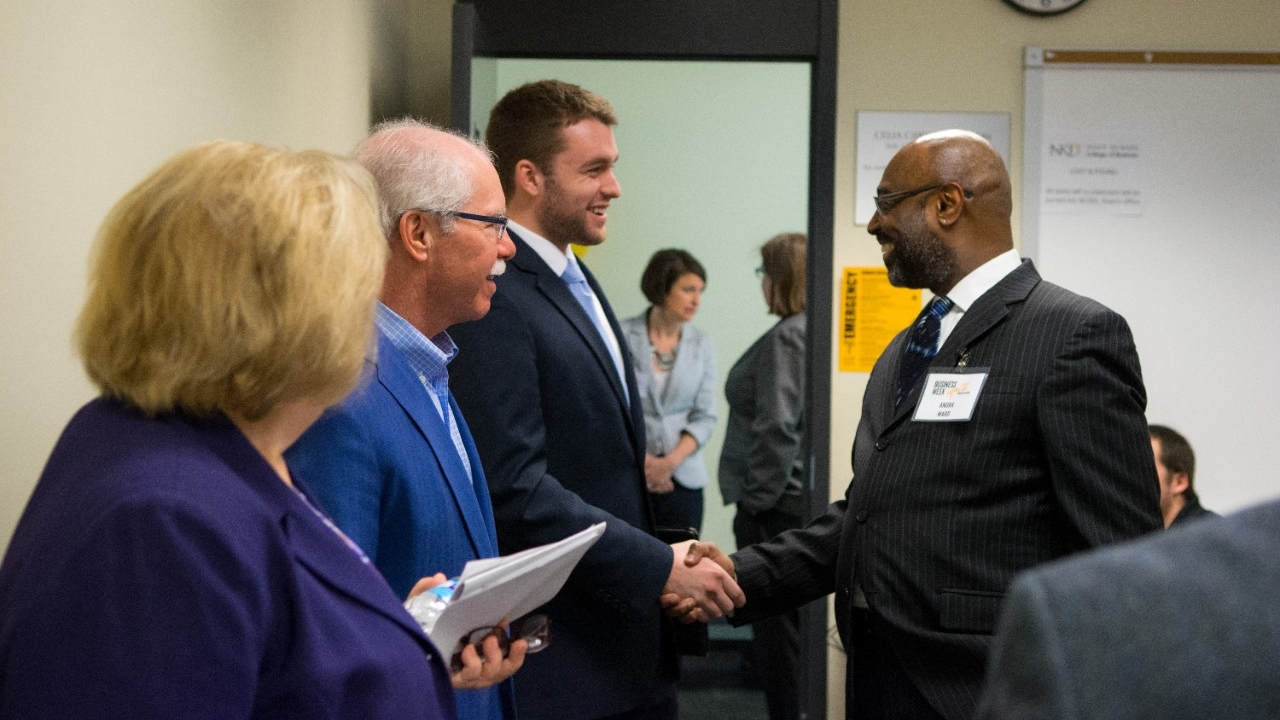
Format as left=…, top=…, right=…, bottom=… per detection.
left=1149, top=423, right=1217, bottom=528
left=287, top=120, right=522, bottom=720
left=448, top=80, right=743, bottom=720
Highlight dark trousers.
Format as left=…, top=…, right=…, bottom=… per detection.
left=846, top=609, right=946, bottom=720
left=595, top=690, right=678, bottom=720
left=649, top=483, right=704, bottom=533
left=734, top=505, right=804, bottom=720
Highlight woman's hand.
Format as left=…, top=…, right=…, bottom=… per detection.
left=644, top=454, right=676, bottom=493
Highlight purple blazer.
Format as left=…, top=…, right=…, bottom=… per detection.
left=0, top=398, right=456, bottom=720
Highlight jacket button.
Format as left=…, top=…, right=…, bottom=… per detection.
left=874, top=440, right=887, bottom=451
left=855, top=510, right=869, bottom=522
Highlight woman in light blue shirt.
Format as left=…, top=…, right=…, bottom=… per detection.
left=621, top=249, right=717, bottom=533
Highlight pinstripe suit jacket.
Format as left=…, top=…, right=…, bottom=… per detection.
left=732, top=260, right=1162, bottom=719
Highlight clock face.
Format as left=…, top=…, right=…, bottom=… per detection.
left=1003, top=0, right=1088, bottom=15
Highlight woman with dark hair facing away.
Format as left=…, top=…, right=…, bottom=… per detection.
left=0, top=140, right=503, bottom=719
left=718, top=232, right=808, bottom=720
left=621, top=248, right=718, bottom=534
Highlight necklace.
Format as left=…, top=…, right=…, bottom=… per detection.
left=653, top=347, right=676, bottom=371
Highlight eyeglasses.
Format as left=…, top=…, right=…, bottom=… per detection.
left=872, top=184, right=944, bottom=215
left=411, top=208, right=509, bottom=240
left=449, top=613, right=551, bottom=673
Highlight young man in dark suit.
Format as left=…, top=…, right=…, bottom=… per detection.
left=688, top=130, right=1162, bottom=719
left=448, top=80, right=743, bottom=720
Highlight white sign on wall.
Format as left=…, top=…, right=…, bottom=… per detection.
left=855, top=111, right=1011, bottom=226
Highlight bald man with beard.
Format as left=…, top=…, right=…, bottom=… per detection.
left=699, top=130, right=1162, bottom=719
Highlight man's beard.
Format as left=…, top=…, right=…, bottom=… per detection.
left=537, top=175, right=603, bottom=247
left=885, top=211, right=956, bottom=290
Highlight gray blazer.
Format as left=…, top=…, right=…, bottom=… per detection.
left=621, top=313, right=717, bottom=490
left=978, top=498, right=1280, bottom=720
left=718, top=313, right=806, bottom=516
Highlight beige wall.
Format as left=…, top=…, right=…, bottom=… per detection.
left=0, top=0, right=374, bottom=554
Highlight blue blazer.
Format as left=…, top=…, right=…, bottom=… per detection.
left=448, top=232, right=678, bottom=720
left=0, top=398, right=455, bottom=720
left=287, top=332, right=511, bottom=720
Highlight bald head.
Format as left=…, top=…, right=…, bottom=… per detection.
left=908, top=130, right=1013, bottom=224
left=868, top=129, right=1015, bottom=294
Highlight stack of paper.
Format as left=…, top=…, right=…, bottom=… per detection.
left=425, top=522, right=607, bottom=656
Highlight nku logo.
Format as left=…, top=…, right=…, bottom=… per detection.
left=1048, top=143, right=1081, bottom=157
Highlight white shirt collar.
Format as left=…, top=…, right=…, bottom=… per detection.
left=938, top=248, right=1021, bottom=312
left=507, top=219, right=574, bottom=275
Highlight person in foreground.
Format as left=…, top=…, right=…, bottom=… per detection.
left=286, top=120, right=524, bottom=720
left=679, top=129, right=1162, bottom=719
left=0, top=141, right=469, bottom=719
left=448, top=79, right=743, bottom=719
left=718, top=232, right=808, bottom=720
left=621, top=248, right=717, bottom=534
left=977, top=497, right=1280, bottom=719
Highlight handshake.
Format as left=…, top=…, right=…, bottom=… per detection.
left=660, top=540, right=745, bottom=624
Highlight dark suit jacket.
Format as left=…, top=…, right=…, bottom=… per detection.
left=287, top=332, right=512, bottom=720
left=731, top=260, right=1162, bottom=719
left=978, top=498, right=1280, bottom=720
left=0, top=398, right=455, bottom=720
left=448, top=232, right=677, bottom=719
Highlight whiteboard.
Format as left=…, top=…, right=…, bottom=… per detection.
left=1023, top=48, right=1280, bottom=514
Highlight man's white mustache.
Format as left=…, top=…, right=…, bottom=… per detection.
left=489, top=259, right=507, bottom=277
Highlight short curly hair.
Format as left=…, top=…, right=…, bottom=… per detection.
left=76, top=140, right=387, bottom=420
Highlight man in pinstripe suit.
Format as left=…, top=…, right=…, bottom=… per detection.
left=715, top=130, right=1163, bottom=719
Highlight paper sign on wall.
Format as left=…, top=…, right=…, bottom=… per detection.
left=838, top=267, right=921, bottom=373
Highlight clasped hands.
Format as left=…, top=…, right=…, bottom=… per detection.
left=661, top=540, right=745, bottom=624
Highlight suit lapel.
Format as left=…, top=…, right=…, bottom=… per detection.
left=195, top=411, right=431, bottom=649
left=374, top=335, right=495, bottom=559
left=937, top=259, right=1040, bottom=365
left=511, top=233, right=633, bottom=412
left=284, top=498, right=432, bottom=645
left=882, top=260, right=1041, bottom=428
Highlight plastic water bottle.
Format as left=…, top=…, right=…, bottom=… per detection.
left=403, top=577, right=459, bottom=633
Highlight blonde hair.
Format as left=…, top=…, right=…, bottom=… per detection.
left=761, top=232, right=807, bottom=317
left=76, top=140, right=387, bottom=420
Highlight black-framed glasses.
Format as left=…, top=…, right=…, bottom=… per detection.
left=411, top=208, right=509, bottom=240
left=872, top=184, right=944, bottom=215
left=450, top=613, right=551, bottom=673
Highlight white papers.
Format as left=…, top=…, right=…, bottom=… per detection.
left=425, top=522, right=606, bottom=658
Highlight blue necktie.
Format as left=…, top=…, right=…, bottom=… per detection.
left=895, top=295, right=954, bottom=407
left=561, top=260, right=629, bottom=401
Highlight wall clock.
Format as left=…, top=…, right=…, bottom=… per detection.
left=1003, top=0, right=1088, bottom=16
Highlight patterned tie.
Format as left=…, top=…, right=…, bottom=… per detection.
left=561, top=260, right=629, bottom=400
left=895, top=295, right=954, bottom=407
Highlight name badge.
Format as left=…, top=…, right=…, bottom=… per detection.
left=913, top=370, right=989, bottom=422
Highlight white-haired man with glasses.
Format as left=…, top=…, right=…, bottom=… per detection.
left=288, top=119, right=523, bottom=720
